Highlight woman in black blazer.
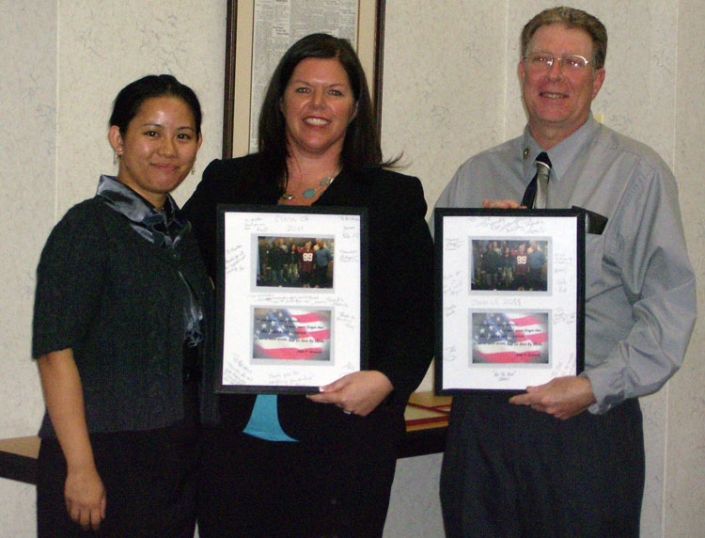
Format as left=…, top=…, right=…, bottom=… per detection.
left=184, top=34, right=434, bottom=538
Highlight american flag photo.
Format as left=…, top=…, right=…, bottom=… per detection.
left=253, top=308, right=332, bottom=362
left=472, top=312, right=549, bottom=364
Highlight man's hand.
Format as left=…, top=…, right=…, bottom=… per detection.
left=509, top=376, right=596, bottom=420
left=307, top=371, right=394, bottom=417
left=482, top=199, right=522, bottom=209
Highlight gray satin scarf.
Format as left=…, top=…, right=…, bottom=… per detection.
left=96, top=175, right=203, bottom=347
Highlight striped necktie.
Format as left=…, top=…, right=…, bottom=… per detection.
left=521, top=152, right=552, bottom=208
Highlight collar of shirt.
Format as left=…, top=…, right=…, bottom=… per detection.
left=96, top=175, right=190, bottom=249
left=521, top=114, right=600, bottom=185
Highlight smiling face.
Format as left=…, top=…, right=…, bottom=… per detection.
left=280, top=57, right=358, bottom=161
left=519, top=23, right=605, bottom=148
left=109, top=95, right=202, bottom=207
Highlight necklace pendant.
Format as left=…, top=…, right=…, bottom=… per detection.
left=282, top=169, right=339, bottom=202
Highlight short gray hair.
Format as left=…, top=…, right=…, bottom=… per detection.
left=521, top=6, right=607, bottom=69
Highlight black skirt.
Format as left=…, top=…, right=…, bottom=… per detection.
left=36, top=379, right=200, bottom=538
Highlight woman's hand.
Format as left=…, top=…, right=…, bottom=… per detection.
left=65, top=464, right=106, bottom=531
left=307, top=371, right=394, bottom=416
left=38, top=349, right=106, bottom=530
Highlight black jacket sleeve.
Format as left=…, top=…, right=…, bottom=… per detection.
left=182, top=159, right=230, bottom=279
left=364, top=173, right=435, bottom=402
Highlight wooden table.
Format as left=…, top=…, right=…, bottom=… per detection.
left=0, top=392, right=450, bottom=485
left=0, top=435, right=39, bottom=485
left=399, top=391, right=451, bottom=458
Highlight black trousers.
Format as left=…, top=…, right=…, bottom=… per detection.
left=37, top=380, right=201, bottom=538
left=197, top=405, right=405, bottom=538
left=440, top=393, right=644, bottom=538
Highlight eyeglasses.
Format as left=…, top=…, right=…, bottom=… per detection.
left=524, top=52, right=593, bottom=72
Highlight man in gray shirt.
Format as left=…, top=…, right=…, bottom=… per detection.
left=435, top=7, right=696, bottom=537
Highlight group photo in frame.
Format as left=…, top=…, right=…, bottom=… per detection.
left=216, top=205, right=368, bottom=394
left=223, top=0, right=385, bottom=157
left=434, top=208, right=585, bottom=393
left=255, top=236, right=336, bottom=289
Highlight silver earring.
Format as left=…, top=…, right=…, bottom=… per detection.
left=113, top=153, right=118, bottom=165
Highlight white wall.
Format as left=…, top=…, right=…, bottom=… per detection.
left=666, top=0, right=705, bottom=535
left=0, top=2, right=226, bottom=536
left=2, top=1, right=704, bottom=537
left=0, top=3, right=58, bottom=534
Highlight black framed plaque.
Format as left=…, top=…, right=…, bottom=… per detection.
left=217, top=205, right=368, bottom=393
left=435, top=208, right=585, bottom=394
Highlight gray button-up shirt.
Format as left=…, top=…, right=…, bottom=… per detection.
left=436, top=115, right=696, bottom=413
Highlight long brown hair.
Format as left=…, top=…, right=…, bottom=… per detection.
left=258, top=33, right=393, bottom=190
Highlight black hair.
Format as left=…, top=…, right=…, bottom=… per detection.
left=109, top=74, right=202, bottom=135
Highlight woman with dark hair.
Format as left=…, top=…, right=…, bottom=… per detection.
left=184, top=33, right=434, bottom=537
left=33, top=74, right=210, bottom=537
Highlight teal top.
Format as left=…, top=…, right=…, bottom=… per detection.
left=243, top=395, right=298, bottom=442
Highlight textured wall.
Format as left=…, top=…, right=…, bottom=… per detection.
left=2, top=1, right=704, bottom=537
left=0, top=2, right=58, bottom=536
left=0, top=2, right=226, bottom=537
left=55, top=2, right=226, bottom=211
left=667, top=0, right=705, bottom=535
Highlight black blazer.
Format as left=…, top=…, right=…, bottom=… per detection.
left=183, top=154, right=434, bottom=440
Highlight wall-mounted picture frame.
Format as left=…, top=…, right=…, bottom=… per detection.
left=223, top=0, right=386, bottom=158
left=434, top=208, right=585, bottom=394
left=217, top=205, right=368, bottom=393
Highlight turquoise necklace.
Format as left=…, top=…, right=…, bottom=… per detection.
left=281, top=169, right=340, bottom=201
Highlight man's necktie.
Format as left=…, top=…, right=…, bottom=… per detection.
left=521, top=152, right=552, bottom=208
